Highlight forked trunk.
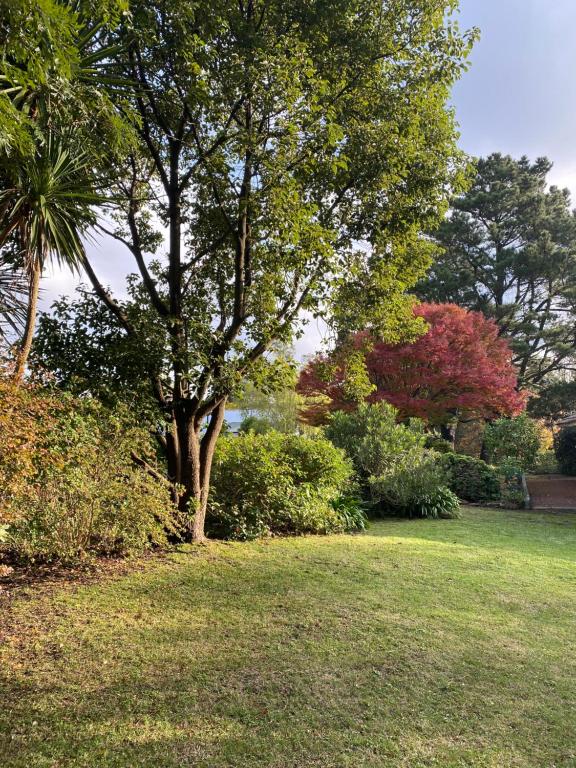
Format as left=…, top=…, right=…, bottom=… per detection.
left=171, top=400, right=227, bottom=543
left=13, top=260, right=41, bottom=384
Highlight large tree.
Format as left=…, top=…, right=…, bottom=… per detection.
left=31, top=0, right=475, bottom=541
left=417, top=153, right=576, bottom=387
left=298, top=303, right=525, bottom=426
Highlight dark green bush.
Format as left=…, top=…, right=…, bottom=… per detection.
left=497, top=462, right=526, bottom=509
left=439, top=453, right=501, bottom=502
left=555, top=426, right=576, bottom=476
left=207, top=431, right=361, bottom=540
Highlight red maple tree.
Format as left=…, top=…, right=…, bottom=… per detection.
left=298, top=303, right=526, bottom=425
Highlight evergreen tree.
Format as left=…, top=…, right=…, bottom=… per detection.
left=418, top=154, right=576, bottom=387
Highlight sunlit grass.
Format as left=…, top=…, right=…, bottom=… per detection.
left=2, top=507, right=576, bottom=767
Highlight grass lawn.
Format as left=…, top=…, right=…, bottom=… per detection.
left=2, top=507, right=576, bottom=768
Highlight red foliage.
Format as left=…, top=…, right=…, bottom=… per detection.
left=298, top=303, right=526, bottom=425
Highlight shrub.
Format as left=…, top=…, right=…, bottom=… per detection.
left=555, top=426, right=576, bottom=476
left=370, top=457, right=460, bottom=519
left=497, top=462, right=526, bottom=509
left=324, top=402, right=426, bottom=480
left=484, top=415, right=541, bottom=471
left=239, top=414, right=274, bottom=434
left=330, top=495, right=369, bottom=531
left=439, top=453, right=501, bottom=502
left=0, top=375, right=57, bottom=524
left=532, top=449, right=558, bottom=475
left=424, top=434, right=454, bottom=453
left=207, top=431, right=359, bottom=540
left=2, top=391, right=178, bottom=563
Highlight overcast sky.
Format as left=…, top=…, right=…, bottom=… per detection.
left=41, top=0, right=576, bottom=357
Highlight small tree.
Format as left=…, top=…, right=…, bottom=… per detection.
left=298, top=303, right=525, bottom=426
left=484, top=415, right=541, bottom=471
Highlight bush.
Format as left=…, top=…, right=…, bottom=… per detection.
left=439, top=453, right=501, bottom=503
left=2, top=387, right=177, bottom=563
left=207, top=431, right=361, bottom=540
left=484, top=415, right=541, bottom=471
left=531, top=449, right=559, bottom=475
left=324, top=402, right=426, bottom=480
left=555, top=426, right=576, bottom=476
left=370, top=457, right=460, bottom=519
left=424, top=434, right=454, bottom=453
left=239, top=414, right=274, bottom=434
left=497, top=462, right=526, bottom=509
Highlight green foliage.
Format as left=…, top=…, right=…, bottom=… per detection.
left=3, top=395, right=177, bottom=563
left=439, top=453, right=501, bottom=503
left=330, top=495, right=369, bottom=532
left=425, top=434, right=454, bottom=453
left=484, top=415, right=541, bottom=471
left=239, top=415, right=274, bottom=435
left=531, top=449, right=559, bottom=475
left=555, top=426, right=576, bottom=476
left=207, top=432, right=357, bottom=540
left=528, top=379, right=576, bottom=423
left=235, top=371, right=301, bottom=434
left=324, top=403, right=458, bottom=520
left=324, top=403, right=426, bottom=480
left=370, top=457, right=460, bottom=519
left=497, top=462, right=526, bottom=509
left=32, top=280, right=167, bottom=421
left=418, top=154, right=576, bottom=387
left=0, top=265, right=27, bottom=342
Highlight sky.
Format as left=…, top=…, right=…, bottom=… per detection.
left=40, top=0, right=576, bottom=358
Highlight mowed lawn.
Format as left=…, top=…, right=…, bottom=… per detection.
left=2, top=508, right=576, bottom=768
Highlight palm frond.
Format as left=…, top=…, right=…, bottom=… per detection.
left=0, top=263, right=27, bottom=339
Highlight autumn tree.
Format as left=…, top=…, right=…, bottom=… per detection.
left=417, top=154, right=576, bottom=388
left=55, top=0, right=474, bottom=541
left=298, top=303, right=525, bottom=426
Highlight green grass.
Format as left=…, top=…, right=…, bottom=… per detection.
left=2, top=507, right=576, bottom=767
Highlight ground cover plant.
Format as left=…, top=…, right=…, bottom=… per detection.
left=2, top=507, right=576, bottom=767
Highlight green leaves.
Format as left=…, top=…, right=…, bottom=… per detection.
left=418, top=153, right=576, bottom=387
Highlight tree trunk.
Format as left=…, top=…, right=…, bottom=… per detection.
left=171, top=399, right=227, bottom=543
left=13, top=260, right=41, bottom=384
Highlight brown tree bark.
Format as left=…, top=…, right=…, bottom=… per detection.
left=13, top=259, right=41, bottom=384
left=169, top=399, right=227, bottom=543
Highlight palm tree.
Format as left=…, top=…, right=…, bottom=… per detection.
left=0, top=262, right=27, bottom=345
left=0, top=135, right=101, bottom=381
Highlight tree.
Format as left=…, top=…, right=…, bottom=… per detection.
left=32, top=280, right=165, bottom=420
left=0, top=136, right=102, bottom=381
left=0, top=0, right=131, bottom=381
left=298, top=303, right=525, bottom=426
left=483, top=414, right=541, bottom=470
left=68, top=0, right=475, bottom=540
left=417, top=154, right=576, bottom=388
left=528, top=378, right=576, bottom=423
